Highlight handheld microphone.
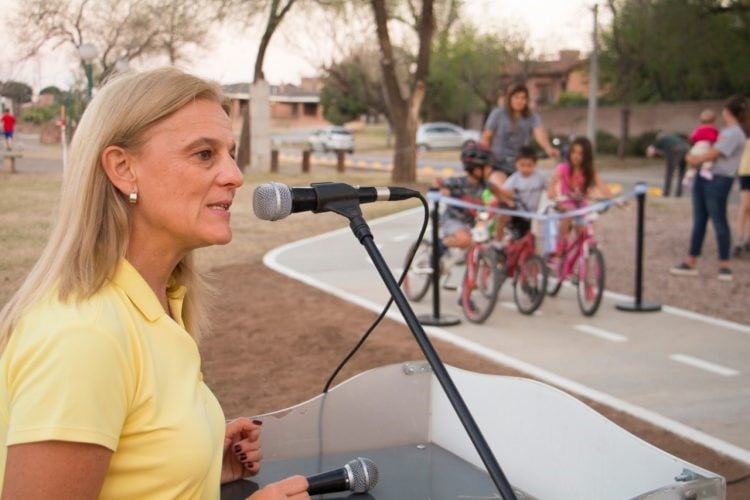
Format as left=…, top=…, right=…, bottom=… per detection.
left=306, top=457, right=378, bottom=496
left=253, top=181, right=419, bottom=221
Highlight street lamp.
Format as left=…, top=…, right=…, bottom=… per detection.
left=79, top=42, right=98, bottom=101
left=114, top=58, right=130, bottom=74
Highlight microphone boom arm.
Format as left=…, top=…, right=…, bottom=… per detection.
left=323, top=198, right=518, bottom=500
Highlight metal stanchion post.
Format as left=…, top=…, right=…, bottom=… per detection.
left=302, top=150, right=310, bottom=173
left=336, top=150, right=345, bottom=172
left=616, top=182, right=662, bottom=312
left=418, top=188, right=461, bottom=326
left=270, top=149, right=279, bottom=173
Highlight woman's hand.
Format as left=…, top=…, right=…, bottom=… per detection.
left=247, top=476, right=309, bottom=500
left=685, top=153, right=699, bottom=166
left=546, top=147, right=560, bottom=159
left=222, top=417, right=264, bottom=484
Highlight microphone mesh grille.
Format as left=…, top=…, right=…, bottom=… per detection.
left=253, top=182, right=292, bottom=221
left=348, top=457, right=378, bottom=493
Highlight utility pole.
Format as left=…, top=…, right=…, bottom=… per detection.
left=586, top=3, right=599, bottom=150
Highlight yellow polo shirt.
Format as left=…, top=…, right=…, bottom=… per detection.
left=0, top=260, right=225, bottom=499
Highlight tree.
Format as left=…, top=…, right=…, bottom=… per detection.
left=425, top=26, right=530, bottom=124
left=219, top=0, right=300, bottom=170
left=371, top=0, right=437, bottom=182
left=600, top=0, right=648, bottom=157
left=0, top=81, right=33, bottom=109
left=600, top=0, right=750, bottom=155
left=11, top=0, right=216, bottom=83
left=320, top=49, right=385, bottom=125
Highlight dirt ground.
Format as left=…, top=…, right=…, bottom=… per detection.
left=199, top=193, right=750, bottom=498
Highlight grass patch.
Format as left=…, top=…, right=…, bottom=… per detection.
left=0, top=167, right=431, bottom=307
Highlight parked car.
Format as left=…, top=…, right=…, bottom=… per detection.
left=416, top=122, right=481, bottom=151
left=307, top=127, right=355, bottom=153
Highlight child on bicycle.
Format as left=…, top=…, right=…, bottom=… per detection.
left=495, top=146, right=547, bottom=243
left=547, top=136, right=614, bottom=255
left=434, top=142, right=495, bottom=258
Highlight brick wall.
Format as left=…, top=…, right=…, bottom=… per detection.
left=539, top=99, right=726, bottom=137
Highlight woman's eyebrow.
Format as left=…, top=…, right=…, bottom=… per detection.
left=182, top=137, right=235, bottom=152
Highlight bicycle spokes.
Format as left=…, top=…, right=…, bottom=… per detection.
left=577, top=247, right=605, bottom=316
left=461, top=246, right=502, bottom=324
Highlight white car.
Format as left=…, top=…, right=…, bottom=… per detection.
left=307, top=127, right=355, bottom=153
left=416, top=122, right=481, bottom=151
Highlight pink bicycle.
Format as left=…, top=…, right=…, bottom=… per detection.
left=544, top=204, right=606, bottom=316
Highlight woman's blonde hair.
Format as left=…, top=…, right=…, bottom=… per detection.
left=0, top=67, right=226, bottom=351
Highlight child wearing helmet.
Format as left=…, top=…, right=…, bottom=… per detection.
left=434, top=142, right=496, bottom=254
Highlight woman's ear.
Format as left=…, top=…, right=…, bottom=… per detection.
left=101, top=145, right=137, bottom=197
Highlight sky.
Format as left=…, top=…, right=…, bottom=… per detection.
left=0, top=0, right=604, bottom=92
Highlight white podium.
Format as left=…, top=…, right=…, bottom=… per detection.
left=221, top=363, right=724, bottom=499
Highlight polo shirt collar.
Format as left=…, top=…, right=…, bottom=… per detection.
left=110, top=259, right=187, bottom=324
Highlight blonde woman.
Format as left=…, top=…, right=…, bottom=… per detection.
left=0, top=68, right=308, bottom=499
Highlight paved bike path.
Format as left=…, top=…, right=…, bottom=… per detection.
left=265, top=208, right=750, bottom=464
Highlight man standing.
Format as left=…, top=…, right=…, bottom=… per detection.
left=647, top=133, right=690, bottom=197
left=1, top=108, right=16, bottom=151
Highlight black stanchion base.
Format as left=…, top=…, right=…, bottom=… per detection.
left=418, top=313, right=462, bottom=326
left=615, top=301, right=662, bottom=313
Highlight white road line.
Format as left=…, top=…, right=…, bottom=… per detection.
left=392, top=233, right=411, bottom=242
left=603, top=289, right=750, bottom=337
left=669, top=354, right=739, bottom=377
left=574, top=324, right=628, bottom=343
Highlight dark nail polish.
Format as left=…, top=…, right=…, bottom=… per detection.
left=253, top=419, right=263, bottom=425
left=239, top=453, right=247, bottom=461
left=233, top=444, right=241, bottom=453
left=245, top=462, right=254, bottom=469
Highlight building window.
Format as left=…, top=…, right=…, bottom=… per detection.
left=303, top=103, right=317, bottom=117
left=536, top=84, right=553, bottom=105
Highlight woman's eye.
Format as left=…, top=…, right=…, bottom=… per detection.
left=197, top=150, right=213, bottom=161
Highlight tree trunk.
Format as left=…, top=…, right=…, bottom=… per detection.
left=370, top=0, right=434, bottom=183
left=618, top=104, right=630, bottom=158
left=237, top=100, right=250, bottom=171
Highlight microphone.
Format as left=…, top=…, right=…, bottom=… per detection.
left=253, top=181, right=419, bottom=221
left=306, top=457, right=378, bottom=496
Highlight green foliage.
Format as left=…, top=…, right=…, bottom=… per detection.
left=596, top=130, right=620, bottom=155
left=320, top=80, right=368, bottom=125
left=557, top=91, right=588, bottom=107
left=425, top=26, right=531, bottom=123
left=627, top=130, right=659, bottom=157
left=21, top=104, right=58, bottom=124
left=600, top=0, right=750, bottom=102
left=0, top=81, right=33, bottom=104
left=319, top=48, right=387, bottom=125
left=40, top=86, right=63, bottom=100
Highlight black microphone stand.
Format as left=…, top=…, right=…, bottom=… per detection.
left=320, top=187, right=517, bottom=500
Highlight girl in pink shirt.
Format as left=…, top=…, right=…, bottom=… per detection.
left=547, top=137, right=613, bottom=254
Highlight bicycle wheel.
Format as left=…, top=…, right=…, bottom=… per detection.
left=461, top=246, right=503, bottom=324
left=513, top=254, right=548, bottom=315
left=545, top=255, right=564, bottom=297
left=403, top=240, right=433, bottom=301
left=577, top=247, right=605, bottom=316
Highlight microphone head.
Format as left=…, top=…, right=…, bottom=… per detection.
left=253, top=182, right=293, bottom=221
left=346, top=457, right=378, bottom=493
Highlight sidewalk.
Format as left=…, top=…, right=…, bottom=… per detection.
left=264, top=208, right=750, bottom=465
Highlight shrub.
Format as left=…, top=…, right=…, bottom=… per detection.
left=557, top=91, right=588, bottom=107
left=595, top=130, right=619, bottom=155
left=627, top=130, right=659, bottom=157
left=21, top=104, right=58, bottom=124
